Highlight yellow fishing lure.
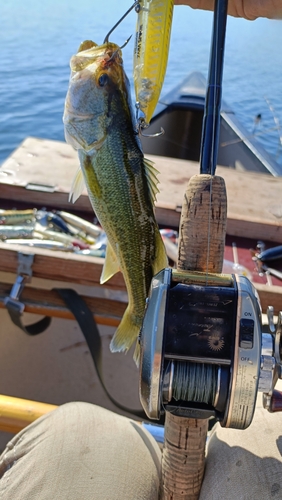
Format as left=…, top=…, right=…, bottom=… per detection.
left=134, top=0, right=174, bottom=127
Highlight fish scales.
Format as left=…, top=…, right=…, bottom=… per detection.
left=82, top=151, right=155, bottom=310
left=64, top=40, right=168, bottom=363
left=79, top=137, right=157, bottom=299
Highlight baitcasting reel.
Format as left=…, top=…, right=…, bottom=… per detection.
left=139, top=268, right=282, bottom=429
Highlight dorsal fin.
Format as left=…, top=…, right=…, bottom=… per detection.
left=143, top=158, right=160, bottom=204
left=69, top=167, right=85, bottom=203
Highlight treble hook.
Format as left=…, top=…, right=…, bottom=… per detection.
left=119, top=35, right=133, bottom=50
left=106, top=35, right=133, bottom=65
left=136, top=103, right=165, bottom=138
left=103, top=1, right=139, bottom=43
left=139, top=122, right=165, bottom=138
left=103, top=3, right=164, bottom=140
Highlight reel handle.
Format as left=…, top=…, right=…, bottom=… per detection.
left=267, top=390, right=282, bottom=413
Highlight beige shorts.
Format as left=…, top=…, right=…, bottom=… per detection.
left=0, top=400, right=281, bottom=499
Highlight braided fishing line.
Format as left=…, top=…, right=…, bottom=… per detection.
left=205, top=176, right=213, bottom=283
left=172, top=361, right=218, bottom=405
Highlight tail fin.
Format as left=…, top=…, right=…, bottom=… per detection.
left=110, top=305, right=141, bottom=365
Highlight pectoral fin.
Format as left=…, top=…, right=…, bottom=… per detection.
left=100, top=242, right=120, bottom=284
left=69, top=167, right=85, bottom=203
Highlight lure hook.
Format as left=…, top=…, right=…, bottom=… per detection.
left=106, top=35, right=133, bottom=65
left=103, top=1, right=139, bottom=43
left=119, top=35, right=133, bottom=50
left=135, top=103, right=164, bottom=138
left=139, top=123, right=165, bottom=138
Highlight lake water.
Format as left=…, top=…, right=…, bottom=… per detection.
left=1, top=0, right=282, bottom=166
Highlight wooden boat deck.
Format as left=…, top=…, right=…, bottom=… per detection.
left=1, top=136, right=282, bottom=240
left=0, top=137, right=282, bottom=450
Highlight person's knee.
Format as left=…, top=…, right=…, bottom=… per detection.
left=0, top=403, right=162, bottom=500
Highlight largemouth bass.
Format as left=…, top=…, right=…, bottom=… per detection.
left=63, top=39, right=168, bottom=363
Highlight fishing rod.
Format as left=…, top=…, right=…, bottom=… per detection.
left=200, top=0, right=228, bottom=175
left=138, top=1, right=282, bottom=498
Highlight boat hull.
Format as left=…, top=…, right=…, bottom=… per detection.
left=141, top=72, right=282, bottom=176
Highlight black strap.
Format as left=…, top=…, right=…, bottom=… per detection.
left=55, top=288, right=153, bottom=421
left=5, top=285, right=158, bottom=422
left=5, top=297, right=52, bottom=335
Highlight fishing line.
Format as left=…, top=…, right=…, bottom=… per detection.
left=171, top=361, right=218, bottom=404
left=264, top=97, right=282, bottom=158
left=205, top=178, right=213, bottom=283
left=220, top=125, right=281, bottom=147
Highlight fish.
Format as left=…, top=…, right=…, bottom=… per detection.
left=161, top=235, right=178, bottom=264
left=63, top=39, right=168, bottom=363
left=134, top=0, right=174, bottom=126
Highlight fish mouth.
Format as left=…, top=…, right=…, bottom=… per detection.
left=70, top=42, right=122, bottom=74
left=103, top=46, right=122, bottom=68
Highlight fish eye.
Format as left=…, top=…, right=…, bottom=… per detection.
left=98, top=73, right=109, bottom=87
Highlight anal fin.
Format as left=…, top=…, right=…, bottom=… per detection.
left=100, top=242, right=120, bottom=284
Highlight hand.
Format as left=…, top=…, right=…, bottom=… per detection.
left=174, top=1, right=282, bottom=20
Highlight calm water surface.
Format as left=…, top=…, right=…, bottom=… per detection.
left=1, top=0, right=282, bottom=166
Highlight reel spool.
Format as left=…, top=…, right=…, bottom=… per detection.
left=140, top=268, right=282, bottom=429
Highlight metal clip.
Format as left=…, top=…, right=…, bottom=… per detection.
left=4, top=252, right=34, bottom=310
left=4, top=252, right=52, bottom=335
left=267, top=305, right=276, bottom=334
left=17, top=252, right=34, bottom=280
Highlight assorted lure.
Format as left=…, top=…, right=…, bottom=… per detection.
left=255, top=245, right=282, bottom=263
left=0, top=208, right=104, bottom=254
left=0, top=209, right=36, bottom=225
left=252, top=242, right=282, bottom=282
left=63, top=37, right=168, bottom=363
left=134, top=0, right=174, bottom=127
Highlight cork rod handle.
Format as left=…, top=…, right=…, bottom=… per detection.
left=160, top=174, right=227, bottom=499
